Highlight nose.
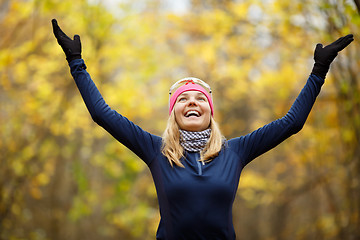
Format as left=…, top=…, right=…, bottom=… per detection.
left=187, top=97, right=198, bottom=106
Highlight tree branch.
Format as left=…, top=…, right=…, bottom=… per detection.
left=354, top=0, right=360, bottom=15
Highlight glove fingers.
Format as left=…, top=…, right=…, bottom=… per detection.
left=330, top=34, right=354, bottom=52
left=329, top=36, right=344, bottom=46
left=51, top=19, right=60, bottom=37
left=51, top=19, right=58, bottom=30
left=74, top=35, right=81, bottom=48
left=336, top=34, right=354, bottom=52
left=52, top=19, right=71, bottom=41
left=329, top=34, right=352, bottom=46
left=74, top=34, right=80, bottom=42
left=315, top=43, right=323, bottom=52
left=58, top=28, right=72, bottom=41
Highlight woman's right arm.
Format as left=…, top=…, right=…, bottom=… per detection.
left=52, top=19, right=160, bottom=165
left=70, top=60, right=160, bottom=163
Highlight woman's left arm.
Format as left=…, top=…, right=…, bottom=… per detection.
left=235, top=34, right=354, bottom=166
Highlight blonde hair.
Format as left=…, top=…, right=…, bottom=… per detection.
left=161, top=111, right=225, bottom=167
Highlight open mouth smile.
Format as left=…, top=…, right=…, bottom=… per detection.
left=185, top=110, right=201, bottom=118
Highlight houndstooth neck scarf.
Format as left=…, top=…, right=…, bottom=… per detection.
left=179, top=129, right=211, bottom=152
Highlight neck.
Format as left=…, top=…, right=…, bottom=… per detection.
left=179, top=129, right=211, bottom=152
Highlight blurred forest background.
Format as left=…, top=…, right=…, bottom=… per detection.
left=1, top=0, right=359, bottom=239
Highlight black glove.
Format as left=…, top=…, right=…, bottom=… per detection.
left=311, top=34, right=354, bottom=79
left=52, top=19, right=81, bottom=63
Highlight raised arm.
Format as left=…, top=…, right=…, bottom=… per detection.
left=233, top=34, right=354, bottom=166
left=51, top=19, right=161, bottom=165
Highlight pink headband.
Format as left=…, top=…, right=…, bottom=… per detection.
left=169, top=83, right=214, bottom=116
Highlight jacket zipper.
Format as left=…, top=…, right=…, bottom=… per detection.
left=196, top=153, right=203, bottom=175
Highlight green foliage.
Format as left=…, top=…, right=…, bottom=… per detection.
left=1, top=0, right=359, bottom=239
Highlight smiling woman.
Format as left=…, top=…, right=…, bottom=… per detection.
left=52, top=18, right=354, bottom=240
left=174, top=90, right=211, bottom=131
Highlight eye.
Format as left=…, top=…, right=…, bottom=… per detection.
left=177, top=97, right=187, bottom=102
left=198, top=97, right=206, bottom=102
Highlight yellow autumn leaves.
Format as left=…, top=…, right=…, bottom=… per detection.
left=1, top=0, right=359, bottom=239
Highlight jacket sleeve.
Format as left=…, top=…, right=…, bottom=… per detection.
left=69, top=59, right=161, bottom=165
left=230, top=74, right=325, bottom=167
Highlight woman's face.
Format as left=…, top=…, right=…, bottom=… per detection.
left=174, top=91, right=211, bottom=132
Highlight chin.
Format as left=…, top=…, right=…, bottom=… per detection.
left=182, top=124, right=207, bottom=132
left=177, top=117, right=210, bottom=132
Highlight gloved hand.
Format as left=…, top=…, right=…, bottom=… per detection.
left=52, top=19, right=81, bottom=63
left=311, top=34, right=354, bottom=79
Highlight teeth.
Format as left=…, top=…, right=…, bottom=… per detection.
left=186, top=110, right=200, bottom=117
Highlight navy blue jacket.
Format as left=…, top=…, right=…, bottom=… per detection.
left=70, top=59, right=324, bottom=240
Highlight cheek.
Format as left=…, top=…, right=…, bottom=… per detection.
left=201, top=103, right=212, bottom=115
left=173, top=104, right=184, bottom=120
